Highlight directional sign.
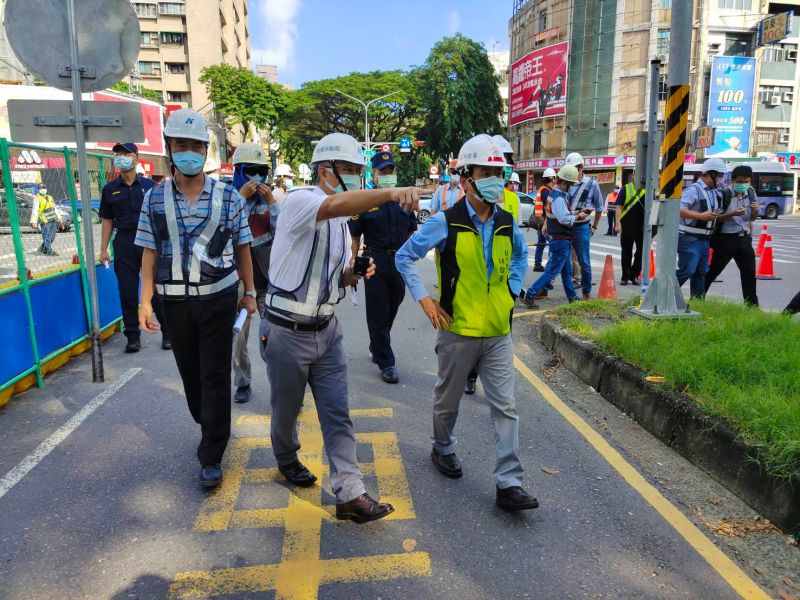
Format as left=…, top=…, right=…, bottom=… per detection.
left=757, top=11, right=793, bottom=47
left=399, top=137, right=412, bottom=153
left=695, top=126, right=715, bottom=149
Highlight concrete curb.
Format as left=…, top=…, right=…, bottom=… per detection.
left=538, top=314, right=800, bottom=534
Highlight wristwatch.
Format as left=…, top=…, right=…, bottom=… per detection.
left=245, top=290, right=257, bottom=298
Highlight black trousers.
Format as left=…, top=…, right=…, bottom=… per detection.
left=113, top=230, right=167, bottom=340
left=705, top=233, right=758, bottom=306
left=606, top=210, right=616, bottom=235
left=620, top=232, right=643, bottom=281
left=164, top=291, right=237, bottom=466
left=785, top=290, right=800, bottom=314
left=365, top=252, right=406, bottom=369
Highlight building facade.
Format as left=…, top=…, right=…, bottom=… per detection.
left=487, top=50, right=511, bottom=125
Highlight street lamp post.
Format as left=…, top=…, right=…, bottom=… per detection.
left=333, top=89, right=401, bottom=151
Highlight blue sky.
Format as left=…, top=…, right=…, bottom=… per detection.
left=249, top=0, right=511, bottom=87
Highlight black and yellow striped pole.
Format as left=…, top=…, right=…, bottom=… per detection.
left=636, top=0, right=698, bottom=318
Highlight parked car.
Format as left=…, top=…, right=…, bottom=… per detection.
left=517, top=192, right=535, bottom=228
left=416, top=195, right=433, bottom=224
left=0, top=189, right=73, bottom=233
left=56, top=197, right=102, bottom=224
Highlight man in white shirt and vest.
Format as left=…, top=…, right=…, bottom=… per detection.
left=260, top=133, right=419, bottom=524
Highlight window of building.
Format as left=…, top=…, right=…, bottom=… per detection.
left=533, top=130, right=542, bottom=153
left=133, top=3, right=157, bottom=18
left=717, top=0, right=752, bottom=9
left=159, top=2, right=186, bottom=15
left=138, top=61, right=161, bottom=76
left=658, top=73, right=669, bottom=101
left=167, top=91, right=188, bottom=103
left=166, top=63, right=186, bottom=74
left=724, top=33, right=752, bottom=56
left=537, top=10, right=547, bottom=33
left=757, top=85, right=792, bottom=104
left=140, top=31, right=159, bottom=46
left=160, top=32, right=185, bottom=45
left=763, top=46, right=785, bottom=62
left=658, top=0, right=672, bottom=7
left=657, top=29, right=671, bottom=56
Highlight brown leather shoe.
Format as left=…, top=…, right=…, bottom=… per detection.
left=335, top=493, right=394, bottom=524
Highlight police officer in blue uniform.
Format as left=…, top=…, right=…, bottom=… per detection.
left=349, top=151, right=416, bottom=383
left=99, top=142, right=169, bottom=353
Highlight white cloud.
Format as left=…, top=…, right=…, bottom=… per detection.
left=445, top=10, right=460, bottom=36
left=249, top=0, right=302, bottom=76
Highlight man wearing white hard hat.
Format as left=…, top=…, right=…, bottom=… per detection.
left=136, top=109, right=257, bottom=488
left=676, top=157, right=725, bottom=298
left=259, top=132, right=419, bottom=524
left=531, top=168, right=556, bottom=272
left=563, top=152, right=604, bottom=299
left=272, top=163, right=295, bottom=208
left=230, top=142, right=277, bottom=403
left=396, top=134, right=537, bottom=512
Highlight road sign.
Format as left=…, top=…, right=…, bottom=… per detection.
left=757, top=11, right=793, bottom=47
left=695, top=126, right=715, bottom=149
left=7, top=100, right=144, bottom=143
left=399, top=137, right=412, bottom=153
left=429, top=164, right=439, bottom=178
left=381, top=143, right=391, bottom=152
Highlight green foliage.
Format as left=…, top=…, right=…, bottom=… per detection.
left=557, top=298, right=800, bottom=479
left=413, top=34, right=504, bottom=160
left=199, top=64, right=285, bottom=141
left=110, top=81, right=163, bottom=105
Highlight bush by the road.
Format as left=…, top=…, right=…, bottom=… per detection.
left=554, top=298, right=800, bottom=481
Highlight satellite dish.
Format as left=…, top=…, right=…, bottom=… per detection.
left=4, top=0, right=140, bottom=93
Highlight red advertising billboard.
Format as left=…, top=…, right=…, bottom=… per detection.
left=509, top=41, right=569, bottom=126
left=93, top=91, right=166, bottom=155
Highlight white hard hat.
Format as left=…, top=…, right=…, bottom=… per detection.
left=557, top=165, right=580, bottom=183
left=456, top=134, right=511, bottom=170
left=509, top=172, right=520, bottom=184
left=275, top=163, right=295, bottom=177
left=543, top=167, right=557, bottom=179
left=311, top=133, right=365, bottom=166
left=232, top=142, right=268, bottom=165
left=564, top=152, right=584, bottom=167
left=492, top=134, right=514, bottom=155
left=701, top=157, right=728, bottom=174
left=164, top=108, right=209, bottom=143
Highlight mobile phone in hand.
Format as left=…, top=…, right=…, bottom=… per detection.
left=353, top=254, right=370, bottom=277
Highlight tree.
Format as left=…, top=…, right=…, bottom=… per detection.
left=412, top=34, right=504, bottom=160
left=110, top=81, right=163, bottom=105
left=274, top=70, right=423, bottom=168
left=199, top=64, right=285, bottom=141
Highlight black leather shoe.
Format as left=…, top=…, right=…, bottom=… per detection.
left=496, top=485, right=539, bottom=511
left=381, top=366, right=399, bottom=384
left=278, top=460, right=317, bottom=487
left=125, top=337, right=141, bottom=353
left=431, top=448, right=462, bottom=478
left=161, top=335, right=172, bottom=350
left=233, top=385, right=251, bottom=403
left=523, top=296, right=540, bottom=310
left=464, top=377, right=477, bottom=395
left=533, top=264, right=545, bottom=272
left=336, top=493, right=394, bottom=524
left=620, top=279, right=629, bottom=286
left=200, top=464, right=223, bottom=488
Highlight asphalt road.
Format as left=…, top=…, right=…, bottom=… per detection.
left=2, top=251, right=797, bottom=599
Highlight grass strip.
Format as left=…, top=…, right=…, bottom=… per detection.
left=553, top=298, right=800, bottom=480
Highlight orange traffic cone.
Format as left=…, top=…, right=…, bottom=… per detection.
left=72, top=254, right=80, bottom=265
left=756, top=236, right=781, bottom=280
left=639, top=249, right=656, bottom=280
left=597, top=254, right=617, bottom=299
left=755, top=224, right=768, bottom=257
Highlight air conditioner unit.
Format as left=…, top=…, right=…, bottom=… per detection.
left=769, top=96, right=781, bottom=106
left=780, top=133, right=791, bottom=144
left=787, top=50, right=798, bottom=61
left=783, top=91, right=795, bottom=103
left=657, top=54, right=668, bottom=63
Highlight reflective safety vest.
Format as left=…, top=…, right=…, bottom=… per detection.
left=37, top=194, right=57, bottom=224
left=679, top=180, right=718, bottom=237
left=265, top=218, right=348, bottom=325
left=620, top=183, right=645, bottom=219
left=544, top=188, right=575, bottom=240
left=150, top=179, right=240, bottom=300
left=435, top=200, right=515, bottom=338
left=501, top=188, right=520, bottom=222
left=534, top=185, right=549, bottom=218
left=439, top=185, right=464, bottom=212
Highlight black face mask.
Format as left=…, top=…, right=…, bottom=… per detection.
left=243, top=165, right=270, bottom=178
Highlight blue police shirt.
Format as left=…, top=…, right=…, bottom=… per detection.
left=99, top=174, right=155, bottom=231
left=348, top=200, right=417, bottom=252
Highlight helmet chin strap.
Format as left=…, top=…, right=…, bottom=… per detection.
left=466, top=168, right=497, bottom=207
left=327, top=161, right=348, bottom=192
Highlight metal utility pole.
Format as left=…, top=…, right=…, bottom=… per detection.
left=67, top=0, right=104, bottom=379
left=633, top=1, right=699, bottom=319
left=333, top=89, right=401, bottom=151
left=639, top=59, right=661, bottom=295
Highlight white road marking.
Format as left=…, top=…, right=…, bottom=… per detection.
left=0, top=368, right=141, bottom=501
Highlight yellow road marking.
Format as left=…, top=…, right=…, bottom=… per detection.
left=236, top=407, right=394, bottom=427
left=513, top=309, right=544, bottom=319
left=513, top=356, right=769, bottom=600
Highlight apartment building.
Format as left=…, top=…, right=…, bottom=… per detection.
left=487, top=51, right=511, bottom=125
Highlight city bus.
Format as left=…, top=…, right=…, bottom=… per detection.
left=682, top=161, right=797, bottom=219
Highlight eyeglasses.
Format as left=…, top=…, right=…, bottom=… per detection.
left=243, top=165, right=270, bottom=177
left=448, top=170, right=458, bottom=175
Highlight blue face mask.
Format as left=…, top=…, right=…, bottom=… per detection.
left=284, top=180, right=294, bottom=189
left=248, top=174, right=265, bottom=185
left=172, top=151, right=205, bottom=176
left=474, top=176, right=505, bottom=203
left=114, top=155, right=134, bottom=172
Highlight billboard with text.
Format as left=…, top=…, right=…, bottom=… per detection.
left=509, top=41, right=569, bottom=126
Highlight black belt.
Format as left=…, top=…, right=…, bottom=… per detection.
left=718, top=231, right=750, bottom=238
left=365, top=247, right=398, bottom=256
left=115, top=227, right=137, bottom=234
left=267, top=312, right=332, bottom=332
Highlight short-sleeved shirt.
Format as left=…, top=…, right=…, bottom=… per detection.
left=135, top=176, right=252, bottom=273
left=269, top=186, right=350, bottom=292
left=348, top=200, right=417, bottom=252
left=567, top=175, right=604, bottom=223
left=99, top=174, right=155, bottom=231
left=680, top=180, right=719, bottom=229
left=430, top=184, right=464, bottom=213
left=719, top=187, right=756, bottom=235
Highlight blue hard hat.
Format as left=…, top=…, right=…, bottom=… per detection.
left=371, top=151, right=395, bottom=170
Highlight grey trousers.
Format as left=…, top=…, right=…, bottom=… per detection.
left=433, top=330, right=524, bottom=489
left=260, top=316, right=366, bottom=503
left=232, top=282, right=267, bottom=388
